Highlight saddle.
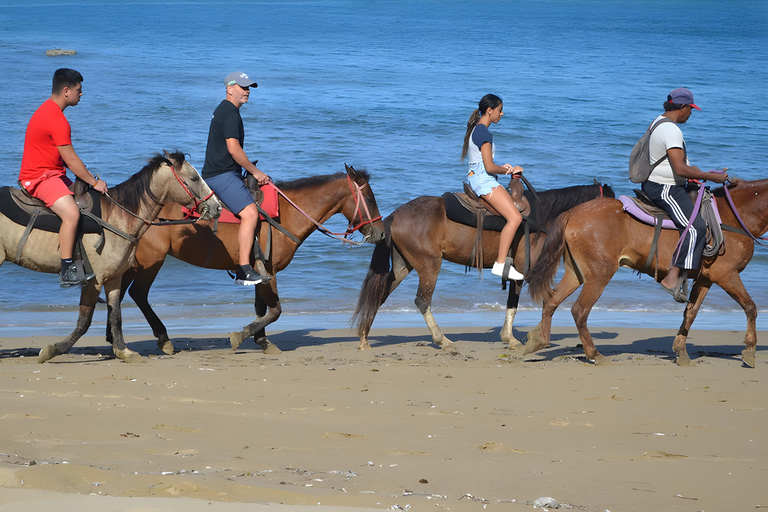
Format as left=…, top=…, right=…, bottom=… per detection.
left=444, top=179, right=531, bottom=232
left=1, top=179, right=103, bottom=233
left=0, top=179, right=105, bottom=274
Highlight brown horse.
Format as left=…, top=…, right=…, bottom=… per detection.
left=0, top=151, right=221, bottom=363
left=351, top=182, right=614, bottom=353
left=117, top=164, right=385, bottom=354
left=526, top=178, right=768, bottom=367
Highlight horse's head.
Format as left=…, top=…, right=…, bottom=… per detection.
left=163, top=150, right=222, bottom=221
left=343, top=164, right=385, bottom=243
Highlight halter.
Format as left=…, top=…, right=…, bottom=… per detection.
left=721, top=181, right=768, bottom=247
left=271, top=174, right=382, bottom=246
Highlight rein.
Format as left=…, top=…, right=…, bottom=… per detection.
left=270, top=175, right=382, bottom=246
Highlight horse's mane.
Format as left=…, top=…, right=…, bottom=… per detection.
left=107, top=153, right=170, bottom=213
left=528, top=183, right=615, bottom=226
left=273, top=168, right=371, bottom=191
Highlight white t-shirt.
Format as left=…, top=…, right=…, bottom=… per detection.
left=648, top=115, right=687, bottom=186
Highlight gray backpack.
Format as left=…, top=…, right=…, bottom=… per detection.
left=628, top=117, right=674, bottom=183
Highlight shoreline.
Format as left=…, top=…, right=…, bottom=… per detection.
left=0, top=306, right=766, bottom=338
left=1, top=326, right=766, bottom=511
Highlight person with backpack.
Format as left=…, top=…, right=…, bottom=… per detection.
left=638, top=87, right=728, bottom=301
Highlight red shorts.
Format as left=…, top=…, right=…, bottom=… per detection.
left=21, top=174, right=73, bottom=208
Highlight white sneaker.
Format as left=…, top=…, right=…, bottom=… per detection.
left=492, top=261, right=524, bottom=281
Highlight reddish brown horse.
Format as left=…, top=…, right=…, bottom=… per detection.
left=526, top=178, right=768, bottom=367
left=117, top=165, right=384, bottom=354
left=352, top=182, right=613, bottom=353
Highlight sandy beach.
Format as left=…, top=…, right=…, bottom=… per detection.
left=0, top=325, right=766, bottom=512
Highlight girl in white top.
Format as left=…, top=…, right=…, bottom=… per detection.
left=461, top=94, right=525, bottom=280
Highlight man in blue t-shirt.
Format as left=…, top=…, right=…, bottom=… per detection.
left=202, top=71, right=271, bottom=285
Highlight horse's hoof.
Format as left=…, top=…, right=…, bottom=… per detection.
left=157, top=336, right=174, bottom=355
left=506, top=339, right=524, bottom=351
left=262, top=342, right=282, bottom=355
left=438, top=341, right=459, bottom=355
left=38, top=345, right=57, bottom=363
left=230, top=332, right=246, bottom=352
left=742, top=349, right=756, bottom=368
left=593, top=354, right=612, bottom=366
left=115, top=348, right=146, bottom=364
left=358, top=341, right=372, bottom=350
left=523, top=340, right=547, bottom=356
left=675, top=351, right=693, bottom=367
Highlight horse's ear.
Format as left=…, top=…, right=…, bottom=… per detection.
left=593, top=178, right=599, bottom=186
left=345, top=163, right=357, bottom=179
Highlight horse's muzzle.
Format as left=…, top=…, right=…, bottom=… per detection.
left=198, top=199, right=222, bottom=221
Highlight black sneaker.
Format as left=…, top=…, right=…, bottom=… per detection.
left=234, top=265, right=263, bottom=286
left=60, top=263, right=83, bottom=288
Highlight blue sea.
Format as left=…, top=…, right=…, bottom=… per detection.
left=0, top=0, right=766, bottom=339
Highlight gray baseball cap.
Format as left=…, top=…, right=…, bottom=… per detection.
left=224, top=71, right=258, bottom=88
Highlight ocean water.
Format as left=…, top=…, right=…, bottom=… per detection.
left=0, top=0, right=766, bottom=338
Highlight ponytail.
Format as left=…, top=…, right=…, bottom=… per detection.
left=461, top=108, right=482, bottom=162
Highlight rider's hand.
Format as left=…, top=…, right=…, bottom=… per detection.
left=92, top=178, right=108, bottom=193
left=709, top=170, right=729, bottom=183
left=254, top=170, right=270, bottom=186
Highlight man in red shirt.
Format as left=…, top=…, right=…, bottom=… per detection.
left=19, top=68, right=108, bottom=287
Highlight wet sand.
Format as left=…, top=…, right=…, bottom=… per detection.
left=0, top=325, right=766, bottom=511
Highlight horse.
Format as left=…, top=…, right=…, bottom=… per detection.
left=351, top=181, right=614, bottom=353
left=525, top=178, right=768, bottom=368
left=117, top=164, right=385, bottom=355
left=0, top=151, right=221, bottom=363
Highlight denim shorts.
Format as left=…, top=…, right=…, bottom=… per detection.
left=205, top=170, right=254, bottom=215
left=467, top=162, right=501, bottom=197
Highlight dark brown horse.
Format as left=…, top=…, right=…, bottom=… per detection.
left=117, top=165, right=384, bottom=354
left=351, top=182, right=614, bottom=353
left=526, top=178, right=768, bottom=367
left=0, top=152, right=221, bottom=363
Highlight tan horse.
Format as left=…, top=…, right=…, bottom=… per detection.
left=526, top=178, right=768, bottom=367
left=117, top=164, right=385, bottom=355
left=0, top=151, right=221, bottom=363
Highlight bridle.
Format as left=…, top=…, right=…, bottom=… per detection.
left=271, top=174, right=382, bottom=246
left=105, top=160, right=215, bottom=227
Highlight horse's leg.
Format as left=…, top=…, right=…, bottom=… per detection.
left=250, top=286, right=283, bottom=355
left=105, top=276, right=144, bottom=363
left=38, top=283, right=100, bottom=363
left=413, top=263, right=458, bottom=354
left=500, top=281, right=523, bottom=350
left=230, top=279, right=282, bottom=354
left=671, top=278, right=712, bottom=367
left=125, top=261, right=174, bottom=355
left=710, top=273, right=757, bottom=368
left=525, top=262, right=582, bottom=355
left=570, top=272, right=616, bottom=364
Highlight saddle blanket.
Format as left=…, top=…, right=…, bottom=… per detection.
left=618, top=194, right=721, bottom=229
left=0, top=186, right=103, bottom=233
left=183, top=182, right=279, bottom=223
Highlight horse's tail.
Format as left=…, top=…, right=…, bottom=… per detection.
left=527, top=210, right=570, bottom=303
left=351, top=219, right=396, bottom=338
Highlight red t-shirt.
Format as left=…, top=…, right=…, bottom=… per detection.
left=18, top=99, right=72, bottom=182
